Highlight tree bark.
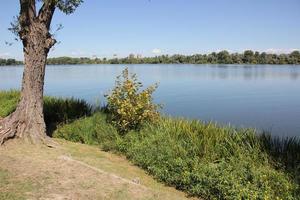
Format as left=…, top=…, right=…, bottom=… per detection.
left=0, top=21, right=55, bottom=145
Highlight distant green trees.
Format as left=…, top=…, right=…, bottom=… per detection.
left=46, top=57, right=96, bottom=65
left=0, top=58, right=22, bottom=66
left=46, top=50, right=300, bottom=65
left=2, top=50, right=300, bottom=66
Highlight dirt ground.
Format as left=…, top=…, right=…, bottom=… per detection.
left=0, top=139, right=195, bottom=200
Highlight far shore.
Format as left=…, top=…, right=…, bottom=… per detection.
left=1, top=50, right=300, bottom=66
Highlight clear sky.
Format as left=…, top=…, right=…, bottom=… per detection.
left=0, top=0, right=300, bottom=59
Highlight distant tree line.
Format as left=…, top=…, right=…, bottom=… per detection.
left=46, top=50, right=300, bottom=65
left=0, top=58, right=22, bottom=66
left=2, top=50, right=300, bottom=66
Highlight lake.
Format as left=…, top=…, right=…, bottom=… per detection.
left=1, top=64, right=299, bottom=137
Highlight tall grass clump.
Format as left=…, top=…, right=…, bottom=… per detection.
left=119, top=118, right=298, bottom=199
left=43, top=96, right=92, bottom=135
left=259, top=133, right=300, bottom=183
left=54, top=112, right=121, bottom=151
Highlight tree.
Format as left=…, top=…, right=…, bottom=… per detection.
left=243, top=50, right=255, bottom=64
left=290, top=50, right=300, bottom=64
left=217, top=50, right=231, bottom=64
left=0, top=0, right=83, bottom=145
left=259, top=52, right=267, bottom=64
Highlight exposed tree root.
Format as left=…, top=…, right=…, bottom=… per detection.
left=0, top=111, right=55, bottom=147
left=0, top=117, right=18, bottom=145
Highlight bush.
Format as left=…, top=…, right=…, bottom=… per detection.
left=105, top=68, right=160, bottom=133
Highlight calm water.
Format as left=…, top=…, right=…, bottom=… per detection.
left=1, top=64, right=300, bottom=137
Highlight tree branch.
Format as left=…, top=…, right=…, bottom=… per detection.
left=38, top=0, right=56, bottom=30
left=19, top=0, right=36, bottom=23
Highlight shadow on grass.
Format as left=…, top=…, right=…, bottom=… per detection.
left=44, top=96, right=93, bottom=136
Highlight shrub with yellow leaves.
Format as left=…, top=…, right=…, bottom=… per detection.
left=105, top=68, right=161, bottom=134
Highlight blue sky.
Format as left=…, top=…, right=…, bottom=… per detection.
left=0, top=0, right=300, bottom=59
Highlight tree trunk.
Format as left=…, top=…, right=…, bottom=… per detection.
left=0, top=22, right=54, bottom=145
